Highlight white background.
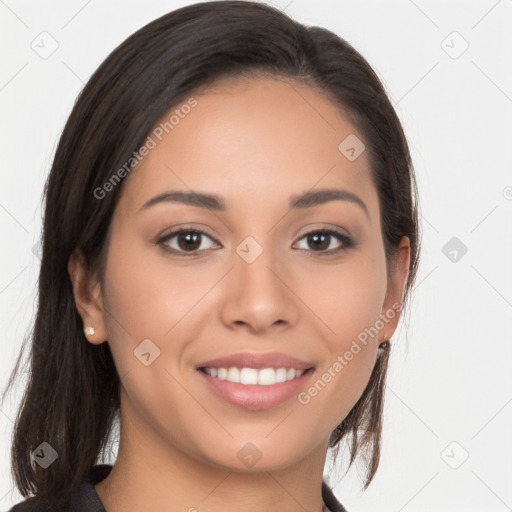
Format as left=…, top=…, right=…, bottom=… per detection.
left=1, top=1, right=511, bottom=511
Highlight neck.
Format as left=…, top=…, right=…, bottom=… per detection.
left=95, top=407, right=330, bottom=512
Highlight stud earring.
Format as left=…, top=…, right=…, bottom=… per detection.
left=378, top=340, right=390, bottom=349
left=84, top=326, right=96, bottom=337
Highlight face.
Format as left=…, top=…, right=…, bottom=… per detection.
left=72, top=76, right=409, bottom=473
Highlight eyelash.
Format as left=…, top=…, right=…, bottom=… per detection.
left=156, top=226, right=354, bottom=257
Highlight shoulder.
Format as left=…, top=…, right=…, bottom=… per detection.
left=7, top=464, right=113, bottom=512
left=9, top=468, right=347, bottom=512
left=322, top=478, right=349, bottom=512
left=7, top=497, right=62, bottom=512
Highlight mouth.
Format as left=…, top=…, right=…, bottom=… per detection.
left=197, top=366, right=313, bottom=385
left=196, top=366, right=315, bottom=410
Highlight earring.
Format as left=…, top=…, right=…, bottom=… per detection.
left=84, top=326, right=96, bottom=337
left=379, top=340, right=390, bottom=349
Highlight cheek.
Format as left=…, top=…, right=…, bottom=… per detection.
left=101, top=230, right=227, bottom=375
left=294, top=250, right=387, bottom=418
left=100, top=240, right=218, bottom=438
left=298, top=249, right=387, bottom=347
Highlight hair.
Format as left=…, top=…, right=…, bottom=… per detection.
left=2, top=1, right=420, bottom=508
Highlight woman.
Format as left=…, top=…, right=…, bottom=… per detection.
left=4, top=1, right=420, bottom=511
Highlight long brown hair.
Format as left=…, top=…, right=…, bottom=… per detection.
left=2, top=1, right=420, bottom=507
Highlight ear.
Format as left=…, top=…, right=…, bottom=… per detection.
left=68, top=249, right=108, bottom=345
left=379, top=236, right=411, bottom=344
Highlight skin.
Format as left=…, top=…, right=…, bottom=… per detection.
left=68, top=76, right=410, bottom=512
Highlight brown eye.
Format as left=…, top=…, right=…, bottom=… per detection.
left=306, top=232, right=330, bottom=251
left=177, top=231, right=202, bottom=251
left=158, top=229, right=220, bottom=254
left=294, top=229, right=353, bottom=253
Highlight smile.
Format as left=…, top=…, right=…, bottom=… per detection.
left=200, top=366, right=306, bottom=385
left=197, top=367, right=314, bottom=410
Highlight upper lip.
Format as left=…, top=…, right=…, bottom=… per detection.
left=195, top=352, right=314, bottom=371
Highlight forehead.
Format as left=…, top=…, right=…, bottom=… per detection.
left=117, top=76, right=377, bottom=215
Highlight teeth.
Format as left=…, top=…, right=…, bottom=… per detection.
left=227, top=367, right=240, bottom=383
left=240, top=368, right=257, bottom=385
left=203, top=367, right=306, bottom=385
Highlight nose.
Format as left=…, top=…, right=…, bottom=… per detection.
left=219, top=243, right=300, bottom=334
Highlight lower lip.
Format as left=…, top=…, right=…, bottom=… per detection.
left=196, top=368, right=314, bottom=410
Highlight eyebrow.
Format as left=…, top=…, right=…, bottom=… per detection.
left=138, top=190, right=227, bottom=212
left=289, top=189, right=369, bottom=218
left=138, top=188, right=369, bottom=217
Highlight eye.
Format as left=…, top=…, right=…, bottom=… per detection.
left=157, top=228, right=220, bottom=255
left=293, top=229, right=353, bottom=254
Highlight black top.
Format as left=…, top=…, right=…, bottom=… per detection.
left=8, top=464, right=348, bottom=512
